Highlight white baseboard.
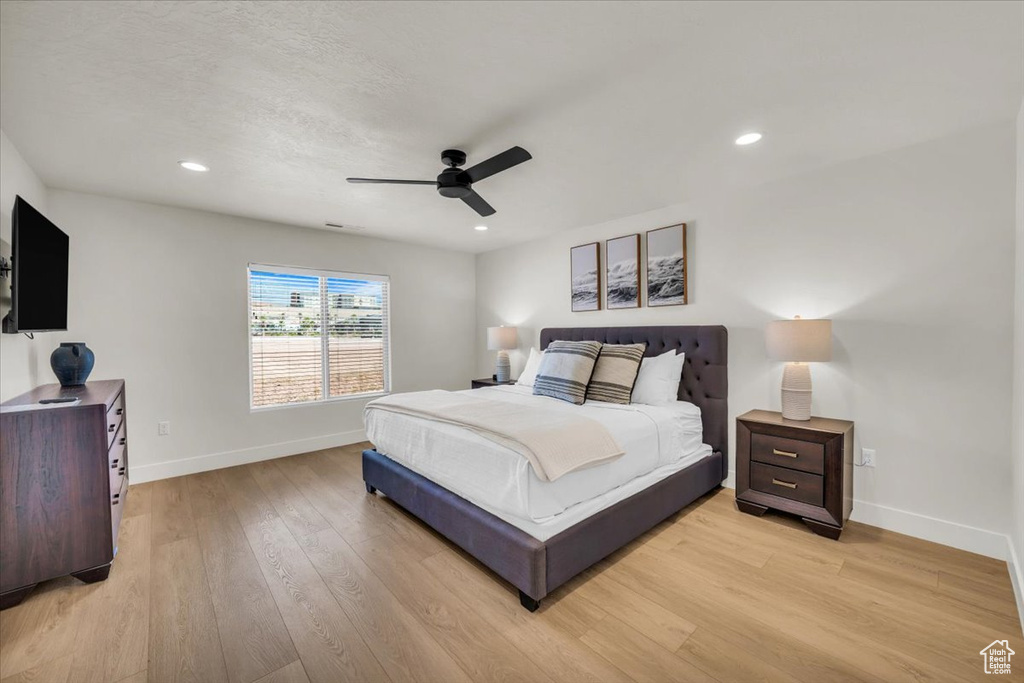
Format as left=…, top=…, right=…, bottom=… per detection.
left=128, top=428, right=367, bottom=483
left=847, top=500, right=1010, bottom=559
left=1007, top=539, right=1024, bottom=636
left=723, top=469, right=1007, bottom=560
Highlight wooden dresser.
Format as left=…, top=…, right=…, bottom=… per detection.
left=735, top=409, right=853, bottom=539
left=0, top=380, right=129, bottom=608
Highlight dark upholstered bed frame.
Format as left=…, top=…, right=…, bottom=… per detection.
left=363, top=325, right=728, bottom=611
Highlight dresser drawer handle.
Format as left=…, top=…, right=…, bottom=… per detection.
left=108, top=424, right=116, bottom=433
left=116, top=408, right=123, bottom=416
left=119, top=467, right=126, bottom=476
left=111, top=493, right=120, bottom=504
left=119, top=437, right=126, bottom=446
left=772, top=478, right=798, bottom=489
left=111, top=458, right=119, bottom=469
left=772, top=449, right=798, bottom=458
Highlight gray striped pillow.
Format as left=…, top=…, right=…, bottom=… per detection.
left=585, top=343, right=648, bottom=404
left=533, top=340, right=603, bottom=405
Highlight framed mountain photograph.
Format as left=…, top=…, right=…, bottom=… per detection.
left=606, top=234, right=640, bottom=309
left=646, top=223, right=687, bottom=306
left=570, top=242, right=601, bottom=312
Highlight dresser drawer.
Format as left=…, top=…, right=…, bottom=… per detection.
left=751, top=433, right=824, bottom=475
left=111, top=478, right=127, bottom=553
left=109, top=467, right=125, bottom=498
left=750, top=462, right=823, bottom=507
left=105, top=393, right=125, bottom=447
left=109, top=458, right=126, bottom=498
left=108, top=426, right=127, bottom=497
left=111, top=478, right=126, bottom=507
left=108, top=426, right=127, bottom=471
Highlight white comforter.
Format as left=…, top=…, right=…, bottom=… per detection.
left=364, top=390, right=624, bottom=482
left=364, top=384, right=711, bottom=523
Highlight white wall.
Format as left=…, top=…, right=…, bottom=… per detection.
left=477, top=122, right=1017, bottom=558
left=1011, top=101, right=1024, bottom=627
left=2, top=188, right=476, bottom=481
left=0, top=131, right=56, bottom=398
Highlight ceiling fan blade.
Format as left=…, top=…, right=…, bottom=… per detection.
left=461, top=146, right=532, bottom=184
left=346, top=178, right=436, bottom=185
left=461, top=190, right=496, bottom=217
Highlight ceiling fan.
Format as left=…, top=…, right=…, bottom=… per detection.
left=347, top=146, right=532, bottom=217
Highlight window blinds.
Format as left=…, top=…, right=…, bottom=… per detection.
left=249, top=265, right=390, bottom=408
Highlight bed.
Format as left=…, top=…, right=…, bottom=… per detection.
left=362, top=325, right=728, bottom=611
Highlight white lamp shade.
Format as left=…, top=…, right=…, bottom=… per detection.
left=766, top=318, right=832, bottom=362
left=487, top=326, right=518, bottom=350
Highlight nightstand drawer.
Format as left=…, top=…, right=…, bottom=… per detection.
left=750, top=462, right=823, bottom=507
left=751, top=433, right=824, bottom=475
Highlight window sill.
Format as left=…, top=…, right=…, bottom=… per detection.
left=249, top=390, right=390, bottom=413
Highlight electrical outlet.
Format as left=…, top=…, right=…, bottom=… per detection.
left=157, top=421, right=171, bottom=436
left=860, top=448, right=876, bottom=467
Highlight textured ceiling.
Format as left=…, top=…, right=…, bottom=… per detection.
left=1, top=1, right=1021, bottom=252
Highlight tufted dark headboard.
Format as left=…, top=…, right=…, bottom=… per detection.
left=540, top=326, right=728, bottom=476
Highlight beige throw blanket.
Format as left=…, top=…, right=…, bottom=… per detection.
left=365, top=390, right=624, bottom=482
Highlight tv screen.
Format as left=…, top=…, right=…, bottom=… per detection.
left=2, top=196, right=69, bottom=333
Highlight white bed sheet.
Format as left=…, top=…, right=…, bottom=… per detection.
left=485, top=452, right=712, bottom=541
left=365, top=385, right=712, bottom=532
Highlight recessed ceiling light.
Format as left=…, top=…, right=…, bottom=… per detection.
left=474, top=225, right=488, bottom=231
left=178, top=160, right=209, bottom=172
left=735, top=132, right=762, bottom=146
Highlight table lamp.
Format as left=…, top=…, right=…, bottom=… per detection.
left=765, top=316, right=832, bottom=421
left=487, top=326, right=517, bottom=383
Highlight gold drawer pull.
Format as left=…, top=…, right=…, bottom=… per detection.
left=772, top=449, right=798, bottom=458
left=772, top=478, right=797, bottom=489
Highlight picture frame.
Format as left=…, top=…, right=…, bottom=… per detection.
left=605, top=234, right=641, bottom=309
left=570, top=242, right=601, bottom=312
left=646, top=223, right=687, bottom=306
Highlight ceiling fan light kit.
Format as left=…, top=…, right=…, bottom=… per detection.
left=347, top=146, right=532, bottom=217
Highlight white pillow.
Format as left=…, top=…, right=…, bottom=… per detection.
left=631, top=350, right=686, bottom=405
left=516, top=347, right=544, bottom=387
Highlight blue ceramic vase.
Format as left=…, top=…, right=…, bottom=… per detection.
left=50, top=342, right=95, bottom=387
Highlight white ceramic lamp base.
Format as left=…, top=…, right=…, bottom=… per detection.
left=781, top=362, right=812, bottom=421
left=495, top=350, right=511, bottom=383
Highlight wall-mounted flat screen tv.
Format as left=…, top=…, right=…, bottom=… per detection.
left=2, top=196, right=69, bottom=333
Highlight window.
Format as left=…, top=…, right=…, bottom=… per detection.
left=248, top=264, right=390, bottom=409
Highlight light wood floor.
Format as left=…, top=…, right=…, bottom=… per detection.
left=1, top=443, right=1021, bottom=683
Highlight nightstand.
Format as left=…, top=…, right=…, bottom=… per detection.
left=735, top=409, right=854, bottom=539
left=471, top=378, right=516, bottom=389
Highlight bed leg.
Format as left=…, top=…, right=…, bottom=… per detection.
left=519, top=590, right=540, bottom=612
left=365, top=482, right=376, bottom=494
